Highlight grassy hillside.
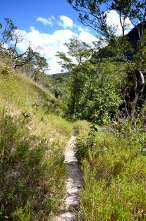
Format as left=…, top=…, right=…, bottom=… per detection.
left=0, top=60, right=73, bottom=220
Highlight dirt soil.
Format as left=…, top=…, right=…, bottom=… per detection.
left=54, top=132, right=82, bottom=221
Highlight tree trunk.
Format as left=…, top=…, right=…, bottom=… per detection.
left=131, top=92, right=139, bottom=120
left=131, top=69, right=144, bottom=120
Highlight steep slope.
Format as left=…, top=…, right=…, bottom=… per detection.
left=126, top=23, right=146, bottom=56
left=0, top=60, right=73, bottom=220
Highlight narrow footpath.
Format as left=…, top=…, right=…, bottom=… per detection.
left=54, top=132, right=82, bottom=221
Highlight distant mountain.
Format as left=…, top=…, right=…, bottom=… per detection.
left=126, top=23, right=146, bottom=59
left=50, top=72, right=68, bottom=85
left=92, top=23, right=146, bottom=63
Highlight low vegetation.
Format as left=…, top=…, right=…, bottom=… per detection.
left=75, top=117, right=146, bottom=220
left=0, top=62, right=73, bottom=220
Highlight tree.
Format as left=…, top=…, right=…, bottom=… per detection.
left=0, top=18, right=17, bottom=44
left=31, top=52, right=49, bottom=81
left=67, top=0, right=146, bottom=119
left=56, top=36, right=124, bottom=121
left=0, top=18, right=36, bottom=69
left=56, top=36, right=96, bottom=119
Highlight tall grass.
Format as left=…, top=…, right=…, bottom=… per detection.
left=0, top=63, right=73, bottom=220
left=0, top=107, right=66, bottom=220
left=75, top=121, right=146, bottom=220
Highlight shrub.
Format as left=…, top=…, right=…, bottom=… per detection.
left=0, top=108, right=66, bottom=220
left=1, top=67, right=10, bottom=75
left=76, top=120, right=146, bottom=220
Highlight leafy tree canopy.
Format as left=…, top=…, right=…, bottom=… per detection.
left=67, top=0, right=146, bottom=119
left=67, top=0, right=146, bottom=38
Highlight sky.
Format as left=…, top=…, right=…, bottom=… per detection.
left=0, top=0, right=133, bottom=74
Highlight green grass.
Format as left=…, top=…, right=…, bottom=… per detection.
left=75, top=122, right=146, bottom=221
left=0, top=66, right=50, bottom=106
left=1, top=60, right=146, bottom=220
left=0, top=62, right=73, bottom=220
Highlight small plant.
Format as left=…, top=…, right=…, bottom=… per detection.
left=32, top=102, right=39, bottom=109
left=22, top=111, right=32, bottom=123
left=1, top=67, right=10, bottom=75
left=76, top=112, right=98, bottom=161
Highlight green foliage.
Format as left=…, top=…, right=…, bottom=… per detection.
left=0, top=62, right=74, bottom=219
left=56, top=37, right=125, bottom=122
left=0, top=107, right=66, bottom=220
left=67, top=0, right=146, bottom=119
left=0, top=66, right=10, bottom=75
left=56, top=36, right=97, bottom=120
left=131, top=30, right=146, bottom=69
left=76, top=112, right=98, bottom=161
left=91, top=60, right=125, bottom=124
left=0, top=18, right=50, bottom=82
left=0, top=18, right=17, bottom=43
left=113, top=111, right=146, bottom=155
left=75, top=121, right=146, bottom=220
left=68, top=0, right=146, bottom=39
left=30, top=52, right=49, bottom=82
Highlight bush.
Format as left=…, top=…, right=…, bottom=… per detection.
left=1, top=67, right=10, bottom=75
left=76, top=121, right=146, bottom=220
left=0, top=108, right=66, bottom=220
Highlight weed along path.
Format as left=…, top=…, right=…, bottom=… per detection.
left=54, top=132, right=82, bottom=221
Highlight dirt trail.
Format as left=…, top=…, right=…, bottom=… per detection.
left=54, top=132, right=82, bottom=221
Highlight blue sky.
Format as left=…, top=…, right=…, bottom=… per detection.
left=0, top=0, right=133, bottom=74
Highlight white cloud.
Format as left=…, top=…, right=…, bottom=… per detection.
left=58, top=16, right=73, bottom=29
left=16, top=27, right=77, bottom=74
left=79, top=31, right=97, bottom=44
left=14, top=11, right=134, bottom=75
left=48, top=57, right=63, bottom=74
left=106, top=10, right=133, bottom=36
left=37, top=16, right=55, bottom=26
left=49, top=15, right=55, bottom=20
left=3, top=43, right=8, bottom=49
left=15, top=17, right=99, bottom=74
left=76, top=25, right=89, bottom=33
